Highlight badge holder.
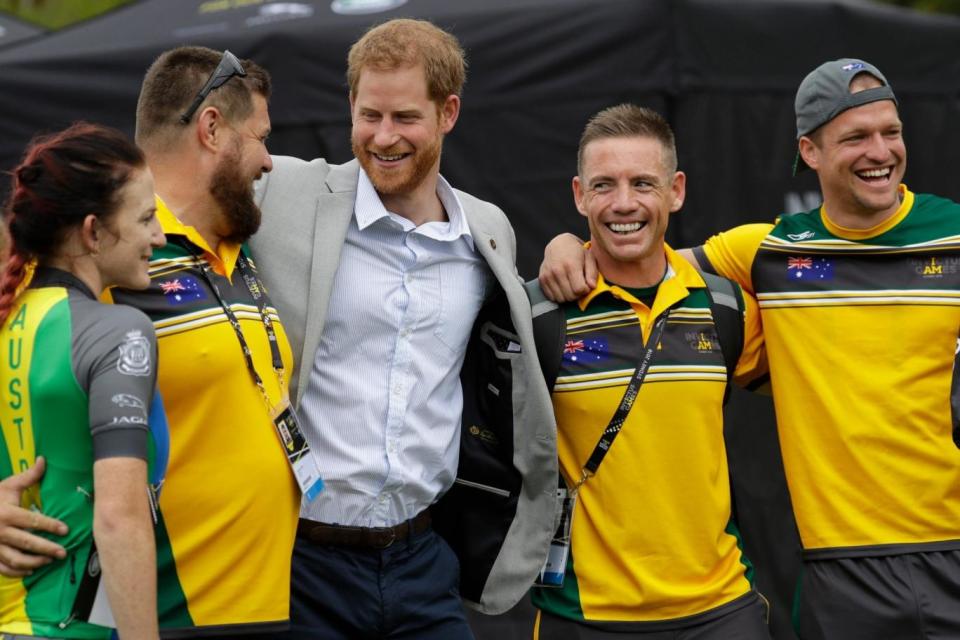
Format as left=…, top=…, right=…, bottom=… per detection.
left=272, top=398, right=324, bottom=502
left=535, top=485, right=576, bottom=588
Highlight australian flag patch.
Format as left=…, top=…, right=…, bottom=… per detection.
left=158, top=275, right=207, bottom=304
left=787, top=256, right=834, bottom=281
left=563, top=336, right=609, bottom=363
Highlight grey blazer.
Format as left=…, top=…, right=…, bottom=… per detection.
left=250, top=156, right=557, bottom=614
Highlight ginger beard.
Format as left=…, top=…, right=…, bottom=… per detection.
left=352, top=121, right=443, bottom=198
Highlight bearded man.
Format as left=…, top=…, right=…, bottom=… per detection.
left=0, top=47, right=302, bottom=638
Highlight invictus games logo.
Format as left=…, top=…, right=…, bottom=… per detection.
left=243, top=272, right=262, bottom=299
left=117, top=330, right=152, bottom=376
left=686, top=330, right=718, bottom=353
left=911, top=256, right=960, bottom=278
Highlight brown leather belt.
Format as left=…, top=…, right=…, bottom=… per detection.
left=297, top=510, right=431, bottom=549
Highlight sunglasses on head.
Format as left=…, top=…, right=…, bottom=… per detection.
left=179, top=50, right=247, bottom=124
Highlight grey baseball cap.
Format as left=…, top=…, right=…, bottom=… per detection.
left=793, top=58, right=898, bottom=173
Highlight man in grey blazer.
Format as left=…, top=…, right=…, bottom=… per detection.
left=249, top=19, right=556, bottom=640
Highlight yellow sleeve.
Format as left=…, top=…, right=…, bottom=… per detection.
left=732, top=287, right=768, bottom=389
left=700, top=223, right=773, bottom=296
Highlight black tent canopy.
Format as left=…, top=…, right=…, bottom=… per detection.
left=0, top=2, right=959, bottom=638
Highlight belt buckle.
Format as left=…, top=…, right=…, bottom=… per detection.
left=372, top=527, right=396, bottom=549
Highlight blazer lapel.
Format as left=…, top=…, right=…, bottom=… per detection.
left=296, top=160, right=359, bottom=404
left=465, top=205, right=515, bottom=290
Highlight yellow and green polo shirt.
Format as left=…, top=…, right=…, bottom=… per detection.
left=105, top=198, right=300, bottom=635
left=700, top=185, right=960, bottom=557
left=532, top=245, right=766, bottom=624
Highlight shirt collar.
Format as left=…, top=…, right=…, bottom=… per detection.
left=30, top=266, right=96, bottom=300
left=578, top=243, right=707, bottom=313
left=354, top=169, right=475, bottom=248
left=155, top=195, right=242, bottom=277
left=820, top=183, right=913, bottom=240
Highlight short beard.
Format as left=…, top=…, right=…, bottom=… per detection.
left=209, top=147, right=261, bottom=244
left=353, top=131, right=442, bottom=197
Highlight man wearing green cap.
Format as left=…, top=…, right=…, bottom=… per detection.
left=540, top=59, right=960, bottom=638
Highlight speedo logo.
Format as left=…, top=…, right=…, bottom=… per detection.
left=787, top=231, right=816, bottom=242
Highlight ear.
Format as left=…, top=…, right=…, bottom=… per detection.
left=196, top=105, right=225, bottom=153
left=669, top=171, right=686, bottom=213
left=439, top=95, right=460, bottom=134
left=572, top=176, right=588, bottom=218
left=80, top=214, right=101, bottom=254
left=798, top=136, right=820, bottom=171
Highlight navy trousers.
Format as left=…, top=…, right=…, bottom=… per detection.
left=275, top=525, right=475, bottom=640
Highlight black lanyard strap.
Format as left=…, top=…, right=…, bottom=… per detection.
left=580, top=309, right=671, bottom=482
left=181, top=240, right=284, bottom=395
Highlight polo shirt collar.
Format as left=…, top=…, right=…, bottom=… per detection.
left=579, top=243, right=709, bottom=317
left=156, top=195, right=242, bottom=277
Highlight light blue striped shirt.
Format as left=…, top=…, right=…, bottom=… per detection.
left=298, top=170, right=491, bottom=526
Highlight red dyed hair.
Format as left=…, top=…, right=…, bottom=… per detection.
left=0, top=122, right=145, bottom=325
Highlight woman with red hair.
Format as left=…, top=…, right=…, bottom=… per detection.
left=0, top=123, right=165, bottom=640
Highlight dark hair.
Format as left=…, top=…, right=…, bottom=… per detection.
left=136, top=46, right=271, bottom=151
left=578, top=103, right=678, bottom=177
left=0, top=122, right=146, bottom=324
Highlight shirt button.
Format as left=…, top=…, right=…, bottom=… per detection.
left=489, top=238, right=497, bottom=250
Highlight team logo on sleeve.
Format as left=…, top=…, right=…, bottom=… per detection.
left=117, top=330, right=152, bottom=376
left=787, top=256, right=833, bottom=281
left=111, top=393, right=146, bottom=412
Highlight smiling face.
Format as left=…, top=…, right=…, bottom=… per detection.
left=799, top=75, right=905, bottom=227
left=96, top=167, right=165, bottom=290
left=350, top=63, right=457, bottom=207
left=573, top=135, right=685, bottom=288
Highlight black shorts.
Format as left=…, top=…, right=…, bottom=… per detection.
left=534, top=591, right=770, bottom=639
left=798, top=547, right=960, bottom=639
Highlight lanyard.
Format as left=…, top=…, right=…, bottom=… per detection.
left=576, top=308, right=671, bottom=488
left=181, top=240, right=285, bottom=402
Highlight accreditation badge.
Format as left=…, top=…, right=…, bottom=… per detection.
left=271, top=399, right=324, bottom=502
left=535, top=485, right=576, bottom=588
